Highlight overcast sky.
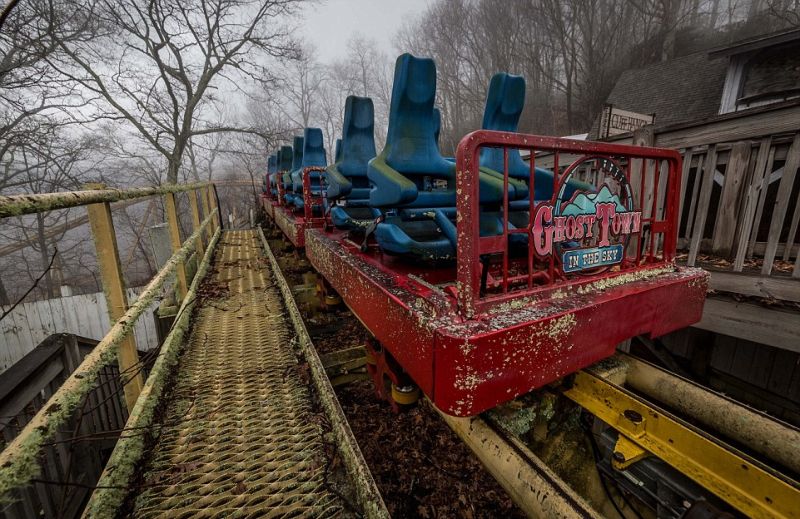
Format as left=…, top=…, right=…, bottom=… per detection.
left=299, top=0, right=431, bottom=63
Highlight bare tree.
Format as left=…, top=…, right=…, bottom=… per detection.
left=278, top=44, right=326, bottom=129
left=46, top=0, right=303, bottom=184
left=0, top=0, right=98, bottom=190
left=0, top=130, right=104, bottom=300
left=766, top=0, right=800, bottom=26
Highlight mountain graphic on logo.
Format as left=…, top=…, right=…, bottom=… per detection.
left=560, top=185, right=627, bottom=217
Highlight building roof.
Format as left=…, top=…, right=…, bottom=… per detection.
left=708, top=28, right=800, bottom=58
left=589, top=51, right=729, bottom=139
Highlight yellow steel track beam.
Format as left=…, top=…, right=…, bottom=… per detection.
left=564, top=370, right=800, bottom=519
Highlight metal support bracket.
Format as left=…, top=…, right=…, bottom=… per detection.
left=612, top=434, right=649, bottom=470
left=564, top=370, right=800, bottom=519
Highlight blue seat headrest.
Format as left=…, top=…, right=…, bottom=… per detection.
left=338, top=96, right=376, bottom=176
left=482, top=72, right=526, bottom=132
left=383, top=53, right=449, bottom=174
left=279, top=146, right=293, bottom=171
left=292, top=136, right=304, bottom=171
left=432, top=107, right=441, bottom=148
left=302, top=128, right=327, bottom=168
left=334, top=138, right=342, bottom=163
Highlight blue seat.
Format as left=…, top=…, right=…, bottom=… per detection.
left=334, top=138, right=342, bottom=163
left=327, top=96, right=382, bottom=229
left=432, top=107, right=441, bottom=150
left=366, top=54, right=515, bottom=260
left=369, top=54, right=508, bottom=209
left=284, top=136, right=303, bottom=206
left=480, top=72, right=590, bottom=205
left=479, top=72, right=593, bottom=249
left=265, top=154, right=277, bottom=194
left=290, top=128, right=327, bottom=211
left=272, top=145, right=292, bottom=196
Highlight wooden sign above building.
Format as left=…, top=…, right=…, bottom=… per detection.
left=599, top=104, right=655, bottom=138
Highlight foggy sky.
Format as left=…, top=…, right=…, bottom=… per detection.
left=299, top=0, right=430, bottom=63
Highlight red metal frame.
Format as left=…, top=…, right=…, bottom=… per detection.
left=274, top=206, right=304, bottom=247
left=291, top=132, right=708, bottom=416
left=456, top=130, right=683, bottom=318
left=302, top=166, right=330, bottom=229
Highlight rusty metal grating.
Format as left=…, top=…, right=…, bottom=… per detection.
left=133, top=230, right=348, bottom=517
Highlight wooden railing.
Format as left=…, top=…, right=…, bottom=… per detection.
left=535, top=120, right=800, bottom=302
left=676, top=133, right=800, bottom=278
left=0, top=334, right=126, bottom=519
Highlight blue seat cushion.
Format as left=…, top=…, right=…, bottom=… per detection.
left=330, top=206, right=381, bottom=230
left=374, top=210, right=504, bottom=261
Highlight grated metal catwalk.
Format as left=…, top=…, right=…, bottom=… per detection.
left=133, top=230, right=349, bottom=517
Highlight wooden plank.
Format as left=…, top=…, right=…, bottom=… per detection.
left=729, top=340, right=757, bottom=381
left=688, top=145, right=718, bottom=266
left=93, top=294, right=111, bottom=337
left=654, top=103, right=800, bottom=150
left=0, top=360, right=64, bottom=430
left=783, top=196, right=800, bottom=263
left=45, top=298, right=67, bottom=340
left=748, top=147, right=778, bottom=258
left=0, top=303, right=19, bottom=371
left=0, top=286, right=155, bottom=372
left=749, top=341, right=776, bottom=387
left=712, top=141, right=751, bottom=257
left=694, top=297, right=800, bottom=351
left=10, top=309, right=35, bottom=361
left=762, top=133, right=800, bottom=275
left=708, top=269, right=800, bottom=302
left=654, top=160, right=669, bottom=251
left=710, top=334, right=737, bottom=373
left=678, top=150, right=694, bottom=235
left=795, top=241, right=800, bottom=278
left=767, top=349, right=799, bottom=395
left=72, top=293, right=93, bottom=338
left=751, top=240, right=797, bottom=258
left=735, top=138, right=772, bottom=270
left=630, top=127, right=654, bottom=260
left=23, top=302, right=47, bottom=347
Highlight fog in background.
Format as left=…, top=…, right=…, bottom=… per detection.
left=1, top=0, right=798, bottom=304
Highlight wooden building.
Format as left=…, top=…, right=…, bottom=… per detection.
left=587, top=29, right=800, bottom=424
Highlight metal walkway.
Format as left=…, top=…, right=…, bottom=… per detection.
left=129, top=230, right=366, bottom=517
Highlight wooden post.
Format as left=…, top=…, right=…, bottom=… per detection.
left=747, top=146, right=776, bottom=258
left=188, top=189, right=205, bottom=256
left=85, top=183, right=143, bottom=410
left=630, top=127, right=654, bottom=261
left=164, top=192, right=188, bottom=301
left=684, top=150, right=703, bottom=241
left=688, top=145, right=718, bottom=266
left=712, top=141, right=751, bottom=258
left=677, top=149, right=693, bottom=235
left=734, top=137, right=771, bottom=271
left=762, top=133, right=800, bottom=275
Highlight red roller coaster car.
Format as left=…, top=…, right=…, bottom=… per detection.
left=271, top=131, right=707, bottom=417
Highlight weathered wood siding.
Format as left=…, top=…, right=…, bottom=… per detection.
left=0, top=287, right=159, bottom=372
